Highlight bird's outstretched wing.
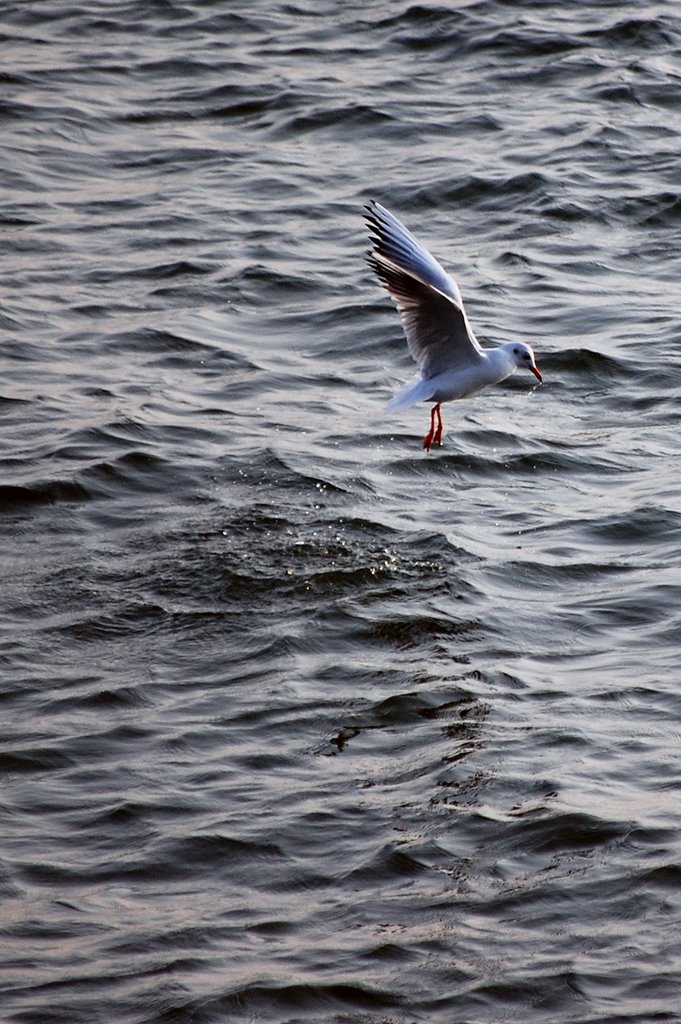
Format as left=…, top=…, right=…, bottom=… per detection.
left=365, top=201, right=483, bottom=378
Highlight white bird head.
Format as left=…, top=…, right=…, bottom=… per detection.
left=509, top=342, right=542, bottom=382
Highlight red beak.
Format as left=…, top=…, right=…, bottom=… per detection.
left=531, top=365, right=543, bottom=382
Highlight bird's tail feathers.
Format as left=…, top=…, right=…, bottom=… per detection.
left=387, top=376, right=433, bottom=412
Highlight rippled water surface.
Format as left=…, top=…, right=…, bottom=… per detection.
left=3, top=2, right=681, bottom=1022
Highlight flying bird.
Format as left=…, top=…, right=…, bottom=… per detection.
left=365, top=201, right=542, bottom=450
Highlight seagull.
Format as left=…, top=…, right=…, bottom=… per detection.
left=364, top=200, right=542, bottom=451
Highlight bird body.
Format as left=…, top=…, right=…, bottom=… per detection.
left=365, top=201, right=541, bottom=450
left=388, top=343, right=525, bottom=409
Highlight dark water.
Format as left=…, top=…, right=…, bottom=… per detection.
left=3, top=2, right=681, bottom=1021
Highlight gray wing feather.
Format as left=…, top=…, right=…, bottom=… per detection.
left=365, top=201, right=483, bottom=378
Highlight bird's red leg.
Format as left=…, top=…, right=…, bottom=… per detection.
left=433, top=404, right=443, bottom=447
left=423, top=403, right=441, bottom=451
